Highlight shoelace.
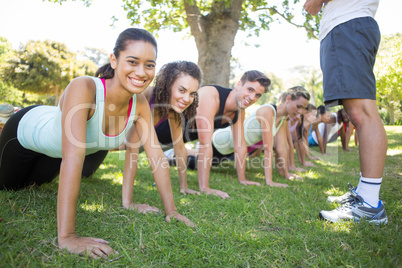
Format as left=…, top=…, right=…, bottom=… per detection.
left=337, top=192, right=364, bottom=211
left=338, top=183, right=357, bottom=205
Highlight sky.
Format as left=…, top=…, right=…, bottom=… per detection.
left=1, top=0, right=401, bottom=84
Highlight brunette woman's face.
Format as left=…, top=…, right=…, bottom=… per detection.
left=286, top=96, right=309, bottom=118
left=170, top=74, right=199, bottom=113
left=110, top=41, right=157, bottom=94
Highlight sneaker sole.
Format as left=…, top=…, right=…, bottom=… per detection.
left=319, top=212, right=388, bottom=225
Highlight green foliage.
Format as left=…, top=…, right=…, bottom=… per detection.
left=0, top=40, right=98, bottom=105
left=0, top=37, right=23, bottom=105
left=1, top=126, right=401, bottom=266
left=297, top=66, right=323, bottom=106
left=257, top=72, right=284, bottom=105
left=45, top=0, right=320, bottom=87
left=375, top=33, right=402, bottom=125
left=117, top=0, right=320, bottom=39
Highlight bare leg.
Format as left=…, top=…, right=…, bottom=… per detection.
left=342, top=99, right=387, bottom=178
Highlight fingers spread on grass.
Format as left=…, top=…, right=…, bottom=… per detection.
left=180, top=188, right=201, bottom=195
left=165, top=212, right=196, bottom=228
left=240, top=180, right=261, bottom=186
left=131, top=203, right=160, bottom=214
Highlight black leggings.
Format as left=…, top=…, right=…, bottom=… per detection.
left=0, top=105, right=108, bottom=190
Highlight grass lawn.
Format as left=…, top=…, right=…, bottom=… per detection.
left=1, top=126, right=401, bottom=267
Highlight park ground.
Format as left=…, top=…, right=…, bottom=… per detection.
left=0, top=126, right=401, bottom=267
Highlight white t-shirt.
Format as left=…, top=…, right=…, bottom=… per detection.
left=319, top=0, right=379, bottom=41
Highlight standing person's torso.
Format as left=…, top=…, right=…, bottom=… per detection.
left=319, top=0, right=379, bottom=41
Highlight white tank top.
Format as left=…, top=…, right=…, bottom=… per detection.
left=212, top=104, right=285, bottom=155
left=17, top=77, right=136, bottom=158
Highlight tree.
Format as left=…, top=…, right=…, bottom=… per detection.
left=297, top=66, right=323, bottom=105
left=375, top=33, right=402, bottom=125
left=82, top=47, right=109, bottom=67
left=47, top=0, right=320, bottom=87
left=256, top=72, right=284, bottom=105
left=1, top=40, right=98, bottom=105
left=0, top=37, right=23, bottom=105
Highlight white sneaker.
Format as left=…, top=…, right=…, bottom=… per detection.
left=320, top=192, right=388, bottom=225
left=326, top=184, right=356, bottom=204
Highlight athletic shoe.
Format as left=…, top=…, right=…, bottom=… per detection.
left=319, top=192, right=388, bottom=225
left=326, top=183, right=356, bottom=203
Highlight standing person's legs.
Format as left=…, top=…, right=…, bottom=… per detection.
left=318, top=17, right=387, bottom=224
left=342, top=99, right=387, bottom=207
left=343, top=99, right=387, bottom=178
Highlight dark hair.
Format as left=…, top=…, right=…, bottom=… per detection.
left=279, top=86, right=311, bottom=104
left=95, top=28, right=158, bottom=79
left=338, top=108, right=349, bottom=123
left=296, top=103, right=316, bottom=140
left=316, top=105, right=329, bottom=117
left=306, top=103, right=316, bottom=112
left=152, top=61, right=202, bottom=127
left=240, top=70, right=271, bottom=93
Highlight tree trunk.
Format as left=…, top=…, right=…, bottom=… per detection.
left=389, top=106, right=395, bottom=125
left=310, top=90, right=316, bottom=106
left=184, top=0, right=243, bottom=87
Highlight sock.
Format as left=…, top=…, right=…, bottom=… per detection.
left=355, top=176, right=382, bottom=207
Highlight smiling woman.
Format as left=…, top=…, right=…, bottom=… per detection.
left=122, top=61, right=203, bottom=198
left=212, top=86, right=311, bottom=187
left=0, top=28, right=194, bottom=259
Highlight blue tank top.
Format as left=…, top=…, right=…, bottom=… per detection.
left=17, top=77, right=136, bottom=158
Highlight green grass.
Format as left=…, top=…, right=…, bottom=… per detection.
left=1, top=126, right=401, bottom=267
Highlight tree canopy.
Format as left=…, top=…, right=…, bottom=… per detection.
left=47, top=0, right=319, bottom=86
left=375, top=33, right=402, bottom=125
left=1, top=40, right=98, bottom=105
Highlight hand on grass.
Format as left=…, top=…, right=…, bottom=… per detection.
left=124, top=203, right=160, bottom=214
left=289, top=166, right=306, bottom=172
left=239, top=179, right=261, bottom=186
left=203, top=188, right=230, bottom=199
left=308, top=155, right=319, bottom=160
left=287, top=173, right=304, bottom=181
left=303, top=161, right=315, bottom=167
left=180, top=188, right=201, bottom=196
left=266, top=181, right=288, bottom=188
left=59, top=235, right=116, bottom=259
left=165, top=211, right=196, bottom=227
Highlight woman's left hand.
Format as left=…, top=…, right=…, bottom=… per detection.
left=239, top=179, right=261, bottom=186
left=180, top=188, right=201, bottom=196
left=165, top=211, right=196, bottom=227
left=287, top=173, right=304, bottom=181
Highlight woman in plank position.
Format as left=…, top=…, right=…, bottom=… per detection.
left=0, top=28, right=193, bottom=258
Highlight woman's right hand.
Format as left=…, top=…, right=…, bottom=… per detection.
left=266, top=181, right=289, bottom=188
left=59, top=235, right=116, bottom=259
left=303, top=161, right=315, bottom=167
left=180, top=188, right=201, bottom=195
left=203, top=188, right=230, bottom=199
left=123, top=203, right=161, bottom=213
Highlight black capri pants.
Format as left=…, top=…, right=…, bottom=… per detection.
left=0, top=105, right=108, bottom=190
